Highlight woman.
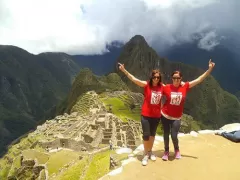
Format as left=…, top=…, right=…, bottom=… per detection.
left=161, top=59, right=215, bottom=161
left=118, top=62, right=163, bottom=166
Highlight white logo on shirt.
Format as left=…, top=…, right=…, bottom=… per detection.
left=150, top=91, right=162, bottom=104
left=170, top=92, right=183, bottom=106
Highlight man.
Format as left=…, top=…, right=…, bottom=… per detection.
left=109, top=140, right=113, bottom=150
left=216, top=130, right=240, bottom=142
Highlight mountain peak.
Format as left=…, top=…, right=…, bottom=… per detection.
left=128, top=35, right=147, bottom=45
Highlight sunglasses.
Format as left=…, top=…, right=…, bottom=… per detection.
left=152, top=76, right=160, bottom=79
left=172, top=77, right=181, bottom=80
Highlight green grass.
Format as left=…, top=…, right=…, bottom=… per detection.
left=54, top=158, right=88, bottom=180
left=0, top=143, right=129, bottom=180
left=47, top=150, right=80, bottom=176
left=84, top=150, right=129, bottom=180
left=39, top=169, right=46, bottom=180
left=8, top=155, right=22, bottom=177
left=22, top=149, right=49, bottom=164
left=101, top=97, right=141, bottom=121
left=0, top=133, right=45, bottom=179
left=84, top=151, right=111, bottom=180
left=71, top=93, right=95, bottom=114
left=0, top=160, right=11, bottom=179
left=54, top=150, right=129, bottom=180
left=113, top=153, right=129, bottom=162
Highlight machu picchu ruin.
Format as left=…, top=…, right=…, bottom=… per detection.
left=0, top=90, right=143, bottom=180
left=0, top=89, right=206, bottom=180
left=32, top=91, right=143, bottom=152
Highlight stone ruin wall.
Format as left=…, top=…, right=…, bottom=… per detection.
left=40, top=138, right=94, bottom=151
left=7, top=156, right=46, bottom=180
left=36, top=91, right=142, bottom=152
left=91, top=126, right=103, bottom=148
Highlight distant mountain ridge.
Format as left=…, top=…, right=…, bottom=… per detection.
left=0, top=46, right=80, bottom=154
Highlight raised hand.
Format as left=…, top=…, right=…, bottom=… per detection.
left=209, top=59, right=215, bottom=69
left=118, top=63, right=125, bottom=72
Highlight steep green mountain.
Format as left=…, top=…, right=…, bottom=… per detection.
left=115, top=35, right=240, bottom=128
left=0, top=45, right=80, bottom=154
left=57, top=68, right=129, bottom=114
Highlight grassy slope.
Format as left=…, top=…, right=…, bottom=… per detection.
left=54, top=150, right=128, bottom=180
left=22, top=149, right=49, bottom=164
left=47, top=150, right=81, bottom=176
left=101, top=96, right=141, bottom=122
left=0, top=133, right=44, bottom=178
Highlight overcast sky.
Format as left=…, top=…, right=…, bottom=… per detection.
left=0, top=0, right=239, bottom=55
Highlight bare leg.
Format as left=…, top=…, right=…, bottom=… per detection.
left=143, top=139, right=151, bottom=154
left=149, top=136, right=155, bottom=151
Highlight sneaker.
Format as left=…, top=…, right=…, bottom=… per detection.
left=142, top=154, right=149, bottom=166
left=162, top=151, right=169, bottom=161
left=149, top=151, right=157, bottom=161
left=175, top=150, right=181, bottom=159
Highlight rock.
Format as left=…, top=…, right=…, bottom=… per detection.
left=64, top=164, right=70, bottom=168
left=55, top=116, right=62, bottom=120
left=79, top=156, right=83, bottom=160
left=128, top=154, right=134, bottom=158
left=33, top=165, right=45, bottom=176
left=81, top=147, right=87, bottom=151
left=39, top=169, right=46, bottom=180
left=22, top=159, right=35, bottom=167
left=190, top=131, right=198, bottom=137
left=220, top=123, right=240, bottom=133
left=110, top=156, right=118, bottom=169
left=70, top=112, right=78, bottom=117
left=7, top=175, right=17, bottom=180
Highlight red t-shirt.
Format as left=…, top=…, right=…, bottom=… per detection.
left=161, top=82, right=190, bottom=119
left=141, top=82, right=163, bottom=118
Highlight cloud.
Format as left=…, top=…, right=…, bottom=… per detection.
left=197, top=31, right=221, bottom=51
left=0, top=0, right=239, bottom=55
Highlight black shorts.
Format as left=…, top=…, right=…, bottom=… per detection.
left=141, top=115, right=160, bottom=138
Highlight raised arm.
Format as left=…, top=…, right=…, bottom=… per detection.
left=118, top=63, right=147, bottom=87
left=189, top=59, right=215, bottom=88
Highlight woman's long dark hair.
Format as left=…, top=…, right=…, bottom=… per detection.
left=149, top=69, right=162, bottom=87
left=171, top=70, right=183, bottom=77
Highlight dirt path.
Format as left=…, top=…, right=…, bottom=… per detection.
left=101, top=134, right=240, bottom=180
